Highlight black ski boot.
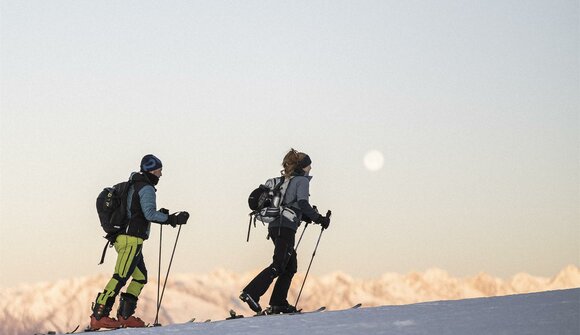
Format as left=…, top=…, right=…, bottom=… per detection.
left=239, top=291, right=262, bottom=313
left=266, top=304, right=298, bottom=314
left=117, top=293, right=145, bottom=328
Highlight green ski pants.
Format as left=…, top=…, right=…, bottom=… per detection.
left=96, top=235, right=147, bottom=306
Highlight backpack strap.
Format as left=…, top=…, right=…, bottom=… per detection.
left=98, top=240, right=114, bottom=265
left=279, top=177, right=291, bottom=205
left=276, top=177, right=294, bottom=237
left=247, top=213, right=265, bottom=242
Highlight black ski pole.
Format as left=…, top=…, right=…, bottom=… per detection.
left=154, top=225, right=163, bottom=326
left=294, top=227, right=323, bottom=309
left=155, top=223, right=183, bottom=325
left=294, top=206, right=318, bottom=252
left=294, top=222, right=309, bottom=252
left=294, top=210, right=331, bottom=309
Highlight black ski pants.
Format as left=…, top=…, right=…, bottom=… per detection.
left=243, top=226, right=298, bottom=306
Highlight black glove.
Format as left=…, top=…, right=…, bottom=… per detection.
left=315, top=210, right=331, bottom=230
left=159, top=208, right=170, bottom=215
left=166, top=211, right=190, bottom=227
left=302, top=205, right=318, bottom=224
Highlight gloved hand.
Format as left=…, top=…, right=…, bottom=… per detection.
left=166, top=211, right=190, bottom=227
left=159, top=208, right=170, bottom=215
left=302, top=206, right=318, bottom=224
left=302, top=214, right=313, bottom=224
left=315, top=210, right=331, bottom=230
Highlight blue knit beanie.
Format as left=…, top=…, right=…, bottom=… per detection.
left=140, top=154, right=163, bottom=172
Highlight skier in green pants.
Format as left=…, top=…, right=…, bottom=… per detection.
left=90, top=154, right=189, bottom=330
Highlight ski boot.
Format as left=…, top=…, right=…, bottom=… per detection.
left=239, top=291, right=262, bottom=313
left=265, top=303, right=298, bottom=314
left=117, top=293, right=146, bottom=328
left=89, top=295, right=121, bottom=330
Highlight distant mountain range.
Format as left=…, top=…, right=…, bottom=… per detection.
left=1, top=265, right=578, bottom=335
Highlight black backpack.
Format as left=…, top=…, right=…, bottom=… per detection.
left=96, top=180, right=132, bottom=263
left=248, top=182, right=279, bottom=212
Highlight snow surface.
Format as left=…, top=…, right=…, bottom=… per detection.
left=87, top=289, right=579, bottom=335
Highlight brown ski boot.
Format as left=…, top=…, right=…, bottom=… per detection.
left=89, top=298, right=121, bottom=330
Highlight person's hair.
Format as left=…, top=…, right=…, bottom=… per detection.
left=281, top=148, right=308, bottom=178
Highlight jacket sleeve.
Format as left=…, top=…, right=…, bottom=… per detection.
left=295, top=177, right=320, bottom=221
left=138, top=185, right=169, bottom=223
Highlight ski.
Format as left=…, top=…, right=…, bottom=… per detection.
left=34, top=326, right=80, bottom=335
left=225, top=306, right=326, bottom=320
left=83, top=326, right=118, bottom=333
left=84, top=322, right=172, bottom=332
left=224, top=309, right=259, bottom=319
left=226, top=309, right=245, bottom=320
left=262, top=305, right=326, bottom=316
left=84, top=324, right=153, bottom=332
left=187, top=318, right=211, bottom=323
left=351, top=303, right=362, bottom=309
left=290, top=306, right=326, bottom=315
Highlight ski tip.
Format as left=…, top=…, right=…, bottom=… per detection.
left=68, top=325, right=80, bottom=334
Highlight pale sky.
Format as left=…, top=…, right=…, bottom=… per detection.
left=0, top=0, right=578, bottom=288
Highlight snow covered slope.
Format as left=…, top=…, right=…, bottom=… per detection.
left=81, top=288, right=580, bottom=335
left=2, top=266, right=578, bottom=335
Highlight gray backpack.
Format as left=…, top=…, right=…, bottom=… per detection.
left=246, top=177, right=293, bottom=241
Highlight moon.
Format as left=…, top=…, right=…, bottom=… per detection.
left=363, top=150, right=384, bottom=171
